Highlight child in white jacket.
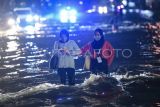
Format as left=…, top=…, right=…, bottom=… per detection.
left=53, top=29, right=81, bottom=85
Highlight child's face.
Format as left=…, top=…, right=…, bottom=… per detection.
left=94, top=32, right=101, bottom=41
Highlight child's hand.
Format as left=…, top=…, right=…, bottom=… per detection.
left=59, top=48, right=70, bottom=55
left=64, top=48, right=70, bottom=55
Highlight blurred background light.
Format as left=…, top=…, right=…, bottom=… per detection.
left=129, top=9, right=134, bottom=13
left=33, top=15, right=40, bottom=21
left=103, top=7, right=108, bottom=14
left=122, top=0, right=127, bottom=6
left=8, top=18, right=16, bottom=26
left=98, top=6, right=108, bottom=14
left=60, top=9, right=69, bottom=23
left=128, top=2, right=135, bottom=7
left=59, top=8, right=77, bottom=23
left=26, top=15, right=33, bottom=22
left=25, top=25, right=35, bottom=34
left=98, top=7, right=103, bottom=14
left=79, top=1, right=83, bottom=5
left=122, top=9, right=127, bottom=14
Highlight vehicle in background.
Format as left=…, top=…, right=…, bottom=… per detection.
left=13, top=7, right=40, bottom=27
left=6, top=7, right=45, bottom=34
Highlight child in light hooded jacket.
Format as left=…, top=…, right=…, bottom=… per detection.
left=53, top=29, right=81, bottom=85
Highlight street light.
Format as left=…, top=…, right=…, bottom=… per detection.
left=59, top=8, right=77, bottom=23
left=98, top=6, right=108, bottom=14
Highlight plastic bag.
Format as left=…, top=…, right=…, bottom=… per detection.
left=83, top=55, right=91, bottom=70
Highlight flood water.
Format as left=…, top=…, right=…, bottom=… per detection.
left=0, top=23, right=160, bottom=107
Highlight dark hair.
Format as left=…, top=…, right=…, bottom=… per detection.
left=91, top=28, right=105, bottom=49
left=59, top=29, right=69, bottom=43
left=94, top=28, right=104, bottom=37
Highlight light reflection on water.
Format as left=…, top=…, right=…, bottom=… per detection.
left=0, top=25, right=160, bottom=107
left=6, top=41, right=19, bottom=52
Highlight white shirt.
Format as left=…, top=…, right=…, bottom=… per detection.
left=53, top=40, right=81, bottom=68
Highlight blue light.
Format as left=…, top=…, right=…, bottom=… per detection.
left=122, top=0, right=127, bottom=6
left=110, top=0, right=114, bottom=2
left=135, top=9, right=140, bottom=13
left=129, top=9, right=133, bottom=13
left=128, top=2, right=135, bottom=7
left=79, top=1, right=83, bottom=5
left=122, top=9, right=127, bottom=14
left=59, top=8, right=77, bottom=23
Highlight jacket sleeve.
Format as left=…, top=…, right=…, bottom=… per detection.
left=81, top=43, right=91, bottom=55
left=102, top=41, right=115, bottom=66
left=71, top=40, right=81, bottom=55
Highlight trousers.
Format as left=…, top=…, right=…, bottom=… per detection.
left=57, top=68, right=75, bottom=85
